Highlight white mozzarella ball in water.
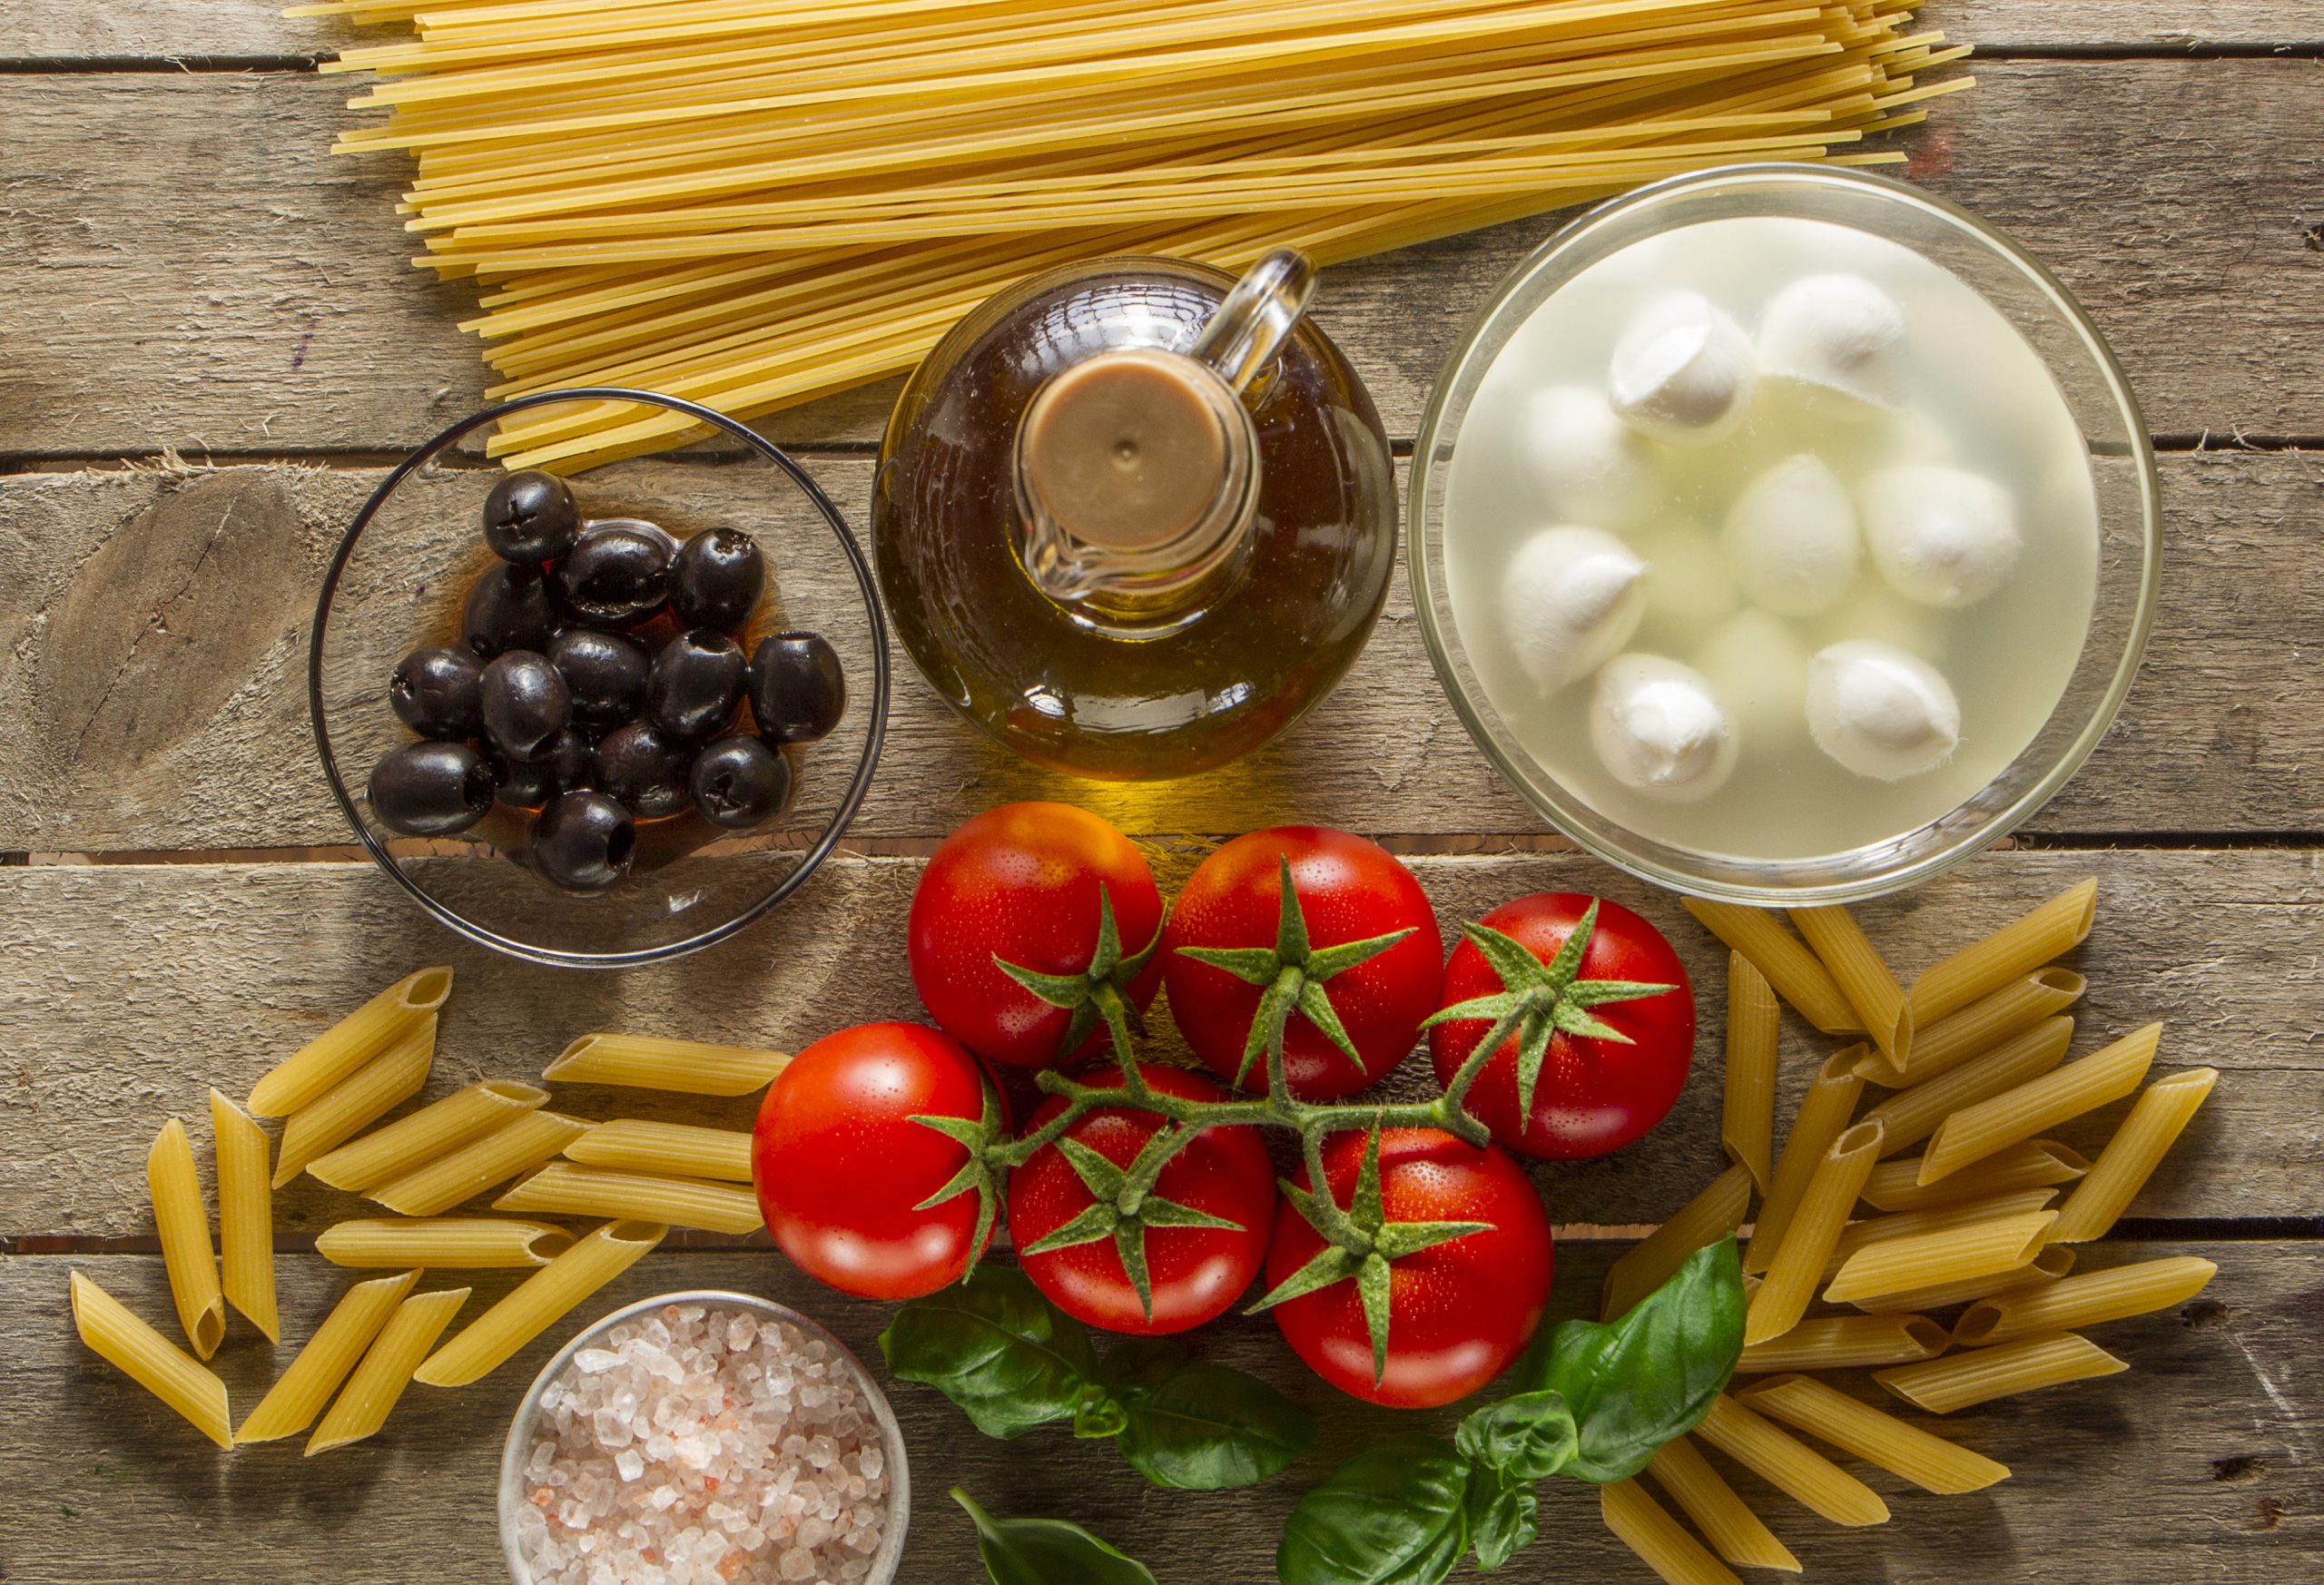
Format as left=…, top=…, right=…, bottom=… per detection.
left=1807, top=640, right=1962, bottom=781
left=1608, top=291, right=1757, bottom=446
left=1500, top=526, right=1649, bottom=695
left=1695, top=609, right=1810, bottom=743
left=1858, top=465, right=2023, bottom=608
left=1631, top=519, right=1740, bottom=641
left=1590, top=653, right=1738, bottom=802
left=1721, top=454, right=1861, bottom=617
left=1758, top=272, right=1906, bottom=413
left=1514, top=385, right=1663, bottom=528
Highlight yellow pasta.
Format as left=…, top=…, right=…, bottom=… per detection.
left=1918, top=1023, right=2162, bottom=1186
left=1683, top=900, right=1862, bottom=1036
left=317, top=1217, right=576, bottom=1269
left=208, top=1089, right=279, bottom=1343
left=1875, top=1332, right=2125, bottom=1414
left=494, top=1159, right=763, bottom=1234
left=1823, top=1188, right=2064, bottom=1278
left=1643, top=1434, right=1800, bottom=1573
left=1693, top=1393, right=1889, bottom=1527
left=1743, top=1048, right=1866, bottom=1275
left=273, top=1018, right=438, bottom=1187
left=1746, top=1119, right=1882, bottom=1345
left=248, top=967, right=454, bottom=1117
left=1858, top=1016, right=2074, bottom=1158
left=2049, top=1068, right=2217, bottom=1243
left=1905, top=879, right=2096, bottom=1029
left=1736, top=1314, right=1950, bottom=1374
left=565, top=1117, right=755, bottom=1182
left=1601, top=1477, right=1743, bottom=1585
left=237, top=1270, right=419, bottom=1442
left=1847, top=1245, right=2073, bottom=1315
left=1789, top=905, right=1912, bottom=1063
left=1720, top=954, right=1778, bottom=1192
left=308, top=1285, right=473, bottom=1454
left=1738, top=1374, right=2010, bottom=1493
left=415, top=1219, right=666, bottom=1386
left=146, top=1117, right=224, bottom=1360
left=1861, top=968, right=2085, bottom=1087
left=369, top=1110, right=596, bottom=1216
left=1600, top=1165, right=1752, bottom=1321
left=1860, top=1139, right=2090, bottom=1214
left=544, top=1032, right=790, bottom=1095
left=1953, top=1256, right=2217, bottom=1348
left=70, top=1271, right=231, bottom=1449
left=308, top=1078, right=550, bottom=1192
left=1823, top=1211, right=2058, bottom=1307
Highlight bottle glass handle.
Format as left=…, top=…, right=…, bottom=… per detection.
left=1190, top=248, right=1317, bottom=397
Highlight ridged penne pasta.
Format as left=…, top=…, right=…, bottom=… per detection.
left=1918, top=1023, right=2162, bottom=1186
left=1823, top=1188, right=2064, bottom=1278
left=494, top=1160, right=763, bottom=1235
left=209, top=1090, right=278, bottom=1343
left=1861, top=968, right=2085, bottom=1088
left=1823, top=1211, right=2058, bottom=1307
left=1681, top=900, right=1863, bottom=1036
left=147, top=1117, right=224, bottom=1360
left=237, top=1270, right=419, bottom=1443
left=1721, top=954, right=1778, bottom=1192
left=273, top=1019, right=438, bottom=1187
left=308, top=1285, right=473, bottom=1455
left=1858, top=1016, right=2073, bottom=1158
left=1643, top=1434, right=1800, bottom=1573
left=1848, top=1245, right=2073, bottom=1315
left=317, top=1217, right=576, bottom=1269
left=1905, top=880, right=2096, bottom=1029
left=1739, top=1374, right=2010, bottom=1493
left=1746, top=1120, right=1882, bottom=1345
left=307, top=1079, right=549, bottom=1193
left=415, top=1219, right=666, bottom=1387
left=1736, top=1313, right=1950, bottom=1374
left=248, top=967, right=453, bottom=1117
left=1860, top=1139, right=2090, bottom=1213
left=2049, top=1068, right=2218, bottom=1243
left=544, top=1033, right=790, bottom=1096
left=1744, top=1048, right=1866, bottom=1275
left=1789, top=905, right=1912, bottom=1064
left=565, top=1117, right=755, bottom=1182
left=1601, top=1166, right=1752, bottom=1321
left=1953, top=1256, right=2218, bottom=1348
left=1601, top=1477, right=1744, bottom=1585
left=1694, top=1393, right=1889, bottom=1527
left=69, top=1271, right=232, bottom=1449
left=1875, top=1332, right=2125, bottom=1414
left=368, top=1110, right=596, bottom=1217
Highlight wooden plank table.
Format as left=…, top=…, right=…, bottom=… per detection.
left=2, top=5, right=2319, bottom=1583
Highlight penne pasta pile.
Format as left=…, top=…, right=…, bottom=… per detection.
left=1595, top=879, right=2221, bottom=1585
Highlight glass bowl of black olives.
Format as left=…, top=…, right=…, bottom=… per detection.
left=310, top=389, right=888, bottom=969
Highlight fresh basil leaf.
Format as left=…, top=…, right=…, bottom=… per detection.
left=1276, top=1435, right=1472, bottom=1585
left=953, top=1488, right=1157, bottom=1585
left=1102, top=1338, right=1317, bottom=1491
left=879, top=1266, right=1099, bottom=1440
left=1462, top=1472, right=1538, bottom=1572
left=1526, top=1237, right=1744, bottom=1482
left=1453, top=1388, right=1576, bottom=1482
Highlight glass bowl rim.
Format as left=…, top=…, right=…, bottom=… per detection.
left=309, top=386, right=891, bottom=970
left=1407, top=162, right=2162, bottom=904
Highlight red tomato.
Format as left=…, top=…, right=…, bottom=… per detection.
left=1161, top=827, right=1441, bottom=1101
left=909, top=802, right=1166, bottom=1069
left=1428, top=893, right=1695, bottom=1161
left=1265, top=1128, right=1553, bottom=1409
left=1008, top=1066, right=1276, bottom=1336
left=753, top=1022, right=1001, bottom=1300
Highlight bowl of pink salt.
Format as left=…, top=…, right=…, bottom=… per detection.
left=500, top=1292, right=909, bottom=1585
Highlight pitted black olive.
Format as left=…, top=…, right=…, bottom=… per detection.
left=593, top=720, right=692, bottom=818
left=481, top=470, right=579, bottom=566
left=647, top=630, right=746, bottom=742
left=389, top=646, right=486, bottom=739
left=369, top=741, right=494, bottom=835
left=689, top=735, right=793, bottom=829
left=461, top=564, right=560, bottom=657
left=552, top=524, right=674, bottom=627
left=748, top=631, right=846, bottom=744
left=671, top=527, right=766, bottom=634
left=547, top=628, right=650, bottom=729
left=480, top=650, right=572, bottom=762
left=533, top=791, right=635, bottom=892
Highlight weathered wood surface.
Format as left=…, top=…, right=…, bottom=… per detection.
left=2, top=849, right=2313, bottom=1240
left=5, top=62, right=2324, bottom=462
left=3, top=1239, right=2314, bottom=1583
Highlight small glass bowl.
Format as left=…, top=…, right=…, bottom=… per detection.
left=1409, top=164, right=2161, bottom=903
left=310, top=389, right=889, bottom=969
left=498, top=1289, right=910, bottom=1585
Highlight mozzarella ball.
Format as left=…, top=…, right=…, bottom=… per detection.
left=1590, top=653, right=1738, bottom=802
left=1758, top=272, right=1907, bottom=413
left=1500, top=526, right=1649, bottom=695
left=1722, top=453, right=1861, bottom=617
left=1631, top=519, right=1739, bottom=643
left=1514, top=385, right=1663, bottom=528
left=1807, top=640, right=1961, bottom=781
left=1695, top=609, right=1810, bottom=744
left=1859, top=465, right=2022, bottom=608
left=1608, top=290, right=1757, bottom=446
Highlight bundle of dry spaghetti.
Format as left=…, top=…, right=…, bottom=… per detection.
left=302, top=0, right=1972, bottom=471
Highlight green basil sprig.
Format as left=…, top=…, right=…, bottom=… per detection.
left=954, top=1488, right=1157, bottom=1585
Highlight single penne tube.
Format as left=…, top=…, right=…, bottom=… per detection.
left=1601, top=1476, right=1745, bottom=1585
left=1643, top=1433, right=1800, bottom=1573
left=1866, top=968, right=2086, bottom=1088
left=565, top=1117, right=754, bottom=1182
left=237, top=1270, right=419, bottom=1442
left=248, top=967, right=454, bottom=1117
left=1918, top=1023, right=2162, bottom=1186
left=209, top=1090, right=279, bottom=1343
left=494, top=1160, right=763, bottom=1235
left=317, top=1217, right=576, bottom=1269
left=307, top=1285, right=473, bottom=1455
left=1953, top=1256, right=2218, bottom=1348
left=308, top=1079, right=550, bottom=1192
left=1720, top=954, right=1778, bottom=1192
left=1858, top=1016, right=2074, bottom=1158
left=1861, top=1139, right=2091, bottom=1213
left=1823, top=1188, right=2065, bottom=1279
left=1600, top=1165, right=1752, bottom=1321
left=368, top=1110, right=596, bottom=1217
left=69, top=1271, right=231, bottom=1449
left=2049, top=1068, right=2218, bottom=1243
left=415, top=1219, right=665, bottom=1387
left=543, top=1033, right=790, bottom=1096
left=1743, top=1048, right=1866, bottom=1275
left=1875, top=1332, right=2125, bottom=1414
left=1905, top=879, right=2097, bottom=1029
left=273, top=1019, right=438, bottom=1187
left=1736, top=1313, right=1950, bottom=1374
left=1738, top=1374, right=2010, bottom=1493
left=1849, top=1245, right=2074, bottom=1315
left=1693, top=1393, right=1889, bottom=1527
left=1789, top=905, right=1912, bottom=1063
left=147, top=1117, right=224, bottom=1360
left=1823, top=1211, right=2058, bottom=1307
left=1681, top=900, right=1863, bottom=1035
left=1746, top=1120, right=1883, bottom=1345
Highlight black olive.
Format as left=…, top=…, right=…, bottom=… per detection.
left=533, top=791, right=636, bottom=892
left=671, top=527, right=766, bottom=634
left=552, top=524, right=674, bottom=627
left=543, top=725, right=598, bottom=793
left=593, top=720, right=692, bottom=818
left=490, top=751, right=553, bottom=811
left=547, top=628, right=650, bottom=728
left=688, top=735, right=793, bottom=829
left=647, top=630, right=746, bottom=742
left=389, top=645, right=485, bottom=739
left=461, top=564, right=559, bottom=657
left=480, top=650, right=572, bottom=762
left=749, top=631, right=847, bottom=744
left=481, top=470, right=579, bottom=566
left=369, top=741, right=494, bottom=836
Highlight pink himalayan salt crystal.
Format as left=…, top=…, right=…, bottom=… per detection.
left=517, top=1306, right=891, bottom=1585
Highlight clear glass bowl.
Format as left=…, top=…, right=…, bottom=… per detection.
left=1409, top=164, right=2161, bottom=903
left=310, top=389, right=889, bottom=969
left=497, top=1289, right=910, bottom=1585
